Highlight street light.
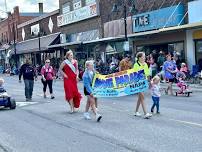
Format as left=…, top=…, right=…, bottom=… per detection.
left=111, top=1, right=138, bottom=41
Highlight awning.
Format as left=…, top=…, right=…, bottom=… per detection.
left=159, top=21, right=202, bottom=32
left=15, top=32, right=60, bottom=54
left=128, top=30, right=160, bottom=38
left=83, top=36, right=125, bottom=45
left=48, top=41, right=82, bottom=49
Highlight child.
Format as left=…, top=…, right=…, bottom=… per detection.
left=82, top=61, right=102, bottom=122
left=151, top=75, right=161, bottom=114
left=0, top=78, right=8, bottom=97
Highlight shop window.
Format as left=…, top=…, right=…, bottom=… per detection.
left=85, top=0, right=95, bottom=5
left=196, top=40, right=202, bottom=64
left=62, top=2, right=71, bottom=14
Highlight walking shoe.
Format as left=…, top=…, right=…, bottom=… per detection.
left=144, top=113, right=152, bottom=119
left=44, top=94, right=47, bottom=98
left=134, top=112, right=142, bottom=117
left=51, top=96, right=55, bottom=99
left=74, top=108, right=79, bottom=113
left=26, top=98, right=29, bottom=101
left=151, top=108, right=154, bottom=113
left=156, top=112, right=160, bottom=114
left=96, top=114, right=102, bottom=122
left=84, top=112, right=91, bottom=120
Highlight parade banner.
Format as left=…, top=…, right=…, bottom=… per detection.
left=92, top=69, right=149, bottom=97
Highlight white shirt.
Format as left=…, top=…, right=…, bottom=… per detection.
left=151, top=83, right=161, bottom=97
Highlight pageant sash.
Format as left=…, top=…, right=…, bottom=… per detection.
left=64, top=59, right=77, bottom=74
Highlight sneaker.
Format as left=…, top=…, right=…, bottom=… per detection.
left=44, top=94, right=47, bottom=98
left=96, top=114, right=102, bottom=122
left=134, top=112, right=142, bottom=117
left=144, top=113, right=152, bottom=119
left=84, top=112, right=91, bottom=120
left=74, top=108, right=79, bottom=113
left=151, top=108, right=154, bottom=113
left=51, top=96, right=55, bottom=99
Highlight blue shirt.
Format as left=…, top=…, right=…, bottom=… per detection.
left=163, top=60, right=177, bottom=79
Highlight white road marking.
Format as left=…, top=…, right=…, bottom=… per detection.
left=16, top=102, right=38, bottom=107
left=169, top=118, right=202, bottom=128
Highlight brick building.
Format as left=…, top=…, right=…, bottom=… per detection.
left=0, top=6, right=43, bottom=71
left=16, top=8, right=60, bottom=66
left=49, top=0, right=193, bottom=67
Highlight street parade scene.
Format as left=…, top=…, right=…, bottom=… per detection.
left=0, top=0, right=202, bottom=152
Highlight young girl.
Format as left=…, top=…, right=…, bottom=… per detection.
left=82, top=61, right=102, bottom=122
left=150, top=75, right=161, bottom=114
left=134, top=52, right=152, bottom=119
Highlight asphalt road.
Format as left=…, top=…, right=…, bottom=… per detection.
left=0, top=75, right=202, bottom=152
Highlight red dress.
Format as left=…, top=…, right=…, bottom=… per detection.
left=63, top=60, right=81, bottom=108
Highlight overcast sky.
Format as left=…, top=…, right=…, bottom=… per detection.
left=0, top=0, right=59, bottom=18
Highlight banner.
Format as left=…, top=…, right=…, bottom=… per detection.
left=92, top=69, right=149, bottom=97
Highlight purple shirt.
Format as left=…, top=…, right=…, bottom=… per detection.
left=163, top=60, right=177, bottom=79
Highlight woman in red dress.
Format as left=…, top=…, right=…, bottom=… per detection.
left=59, top=50, right=81, bottom=113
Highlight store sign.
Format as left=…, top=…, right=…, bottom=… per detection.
left=31, top=24, right=39, bottom=36
left=133, top=14, right=149, bottom=27
left=57, top=2, right=98, bottom=27
left=188, top=0, right=202, bottom=23
left=132, top=5, right=184, bottom=32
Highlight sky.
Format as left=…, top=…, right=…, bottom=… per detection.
left=0, top=0, right=59, bottom=18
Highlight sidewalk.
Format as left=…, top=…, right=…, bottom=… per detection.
left=160, top=82, right=202, bottom=93
left=1, top=74, right=202, bottom=93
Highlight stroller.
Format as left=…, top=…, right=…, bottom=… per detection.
left=175, top=71, right=192, bottom=97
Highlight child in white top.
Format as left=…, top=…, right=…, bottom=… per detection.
left=150, top=75, right=161, bottom=114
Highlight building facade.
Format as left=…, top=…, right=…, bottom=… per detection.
left=16, top=9, right=60, bottom=67
left=0, top=6, right=43, bottom=71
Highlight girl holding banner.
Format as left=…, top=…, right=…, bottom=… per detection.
left=59, top=50, right=82, bottom=113
left=133, top=52, right=152, bottom=119
left=83, top=61, right=102, bottom=122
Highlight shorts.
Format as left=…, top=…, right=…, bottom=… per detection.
left=168, top=78, right=175, bottom=83
left=84, top=87, right=91, bottom=96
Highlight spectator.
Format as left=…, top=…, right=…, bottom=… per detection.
left=119, top=54, right=132, bottom=71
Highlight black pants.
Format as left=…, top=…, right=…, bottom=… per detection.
left=42, top=80, right=53, bottom=94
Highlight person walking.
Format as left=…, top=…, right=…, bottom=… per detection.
left=133, top=52, right=152, bottom=119
left=41, top=59, right=55, bottom=99
left=150, top=75, right=161, bottom=114
left=59, top=50, right=82, bottom=113
left=19, top=58, right=37, bottom=101
left=163, top=53, right=177, bottom=95
left=83, top=60, right=102, bottom=122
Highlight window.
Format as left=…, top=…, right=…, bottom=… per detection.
left=196, top=40, right=202, bottom=63
left=62, top=2, right=70, bottom=14
left=85, top=0, right=95, bottom=5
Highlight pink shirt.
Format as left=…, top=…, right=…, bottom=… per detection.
left=41, top=66, right=55, bottom=80
left=180, top=67, right=188, bottom=73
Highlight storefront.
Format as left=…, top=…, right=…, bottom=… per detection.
left=14, top=33, right=60, bottom=66
left=193, top=30, right=202, bottom=64
left=131, top=4, right=186, bottom=61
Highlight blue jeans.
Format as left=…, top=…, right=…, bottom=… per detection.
left=151, top=96, right=160, bottom=112
left=24, top=80, right=34, bottom=99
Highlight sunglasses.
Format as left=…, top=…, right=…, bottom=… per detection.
left=46, top=62, right=50, bottom=63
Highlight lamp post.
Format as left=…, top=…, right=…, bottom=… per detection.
left=12, top=15, right=18, bottom=69
left=111, top=0, right=137, bottom=41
